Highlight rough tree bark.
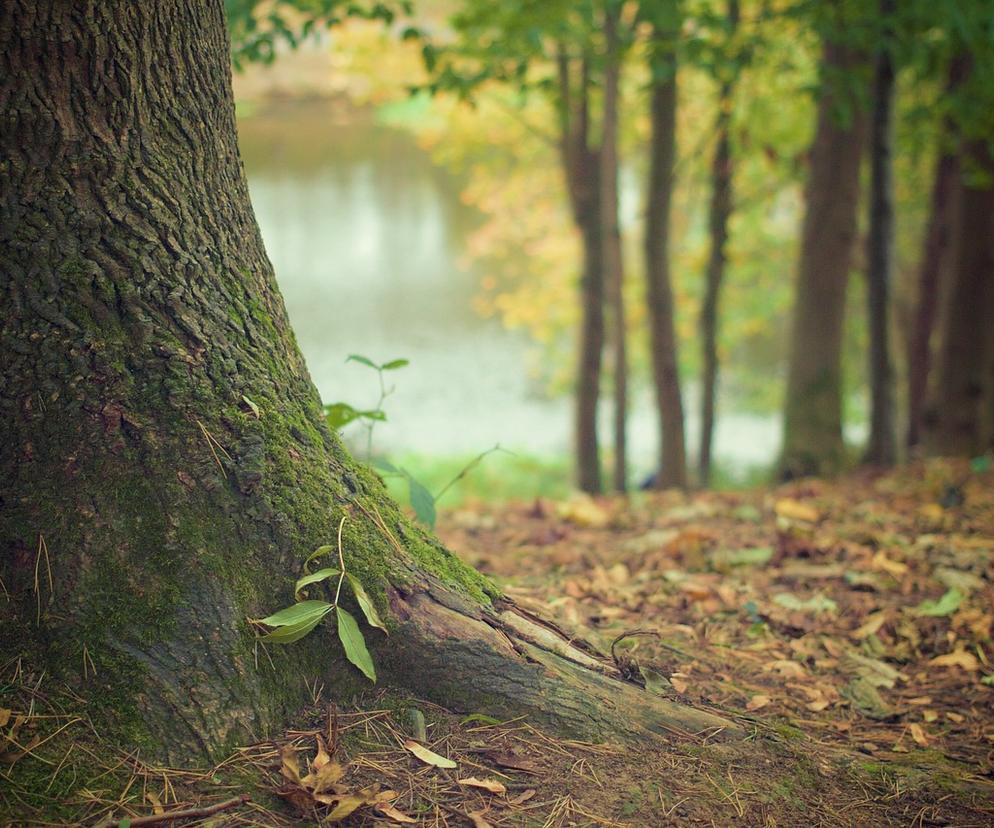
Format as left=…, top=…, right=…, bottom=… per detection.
left=558, top=50, right=605, bottom=494
left=862, top=0, right=897, bottom=467
left=698, top=0, right=739, bottom=488
left=906, top=58, right=965, bottom=450
left=601, top=4, right=628, bottom=492
left=779, top=41, right=867, bottom=479
left=0, top=1, right=736, bottom=764
left=923, top=141, right=994, bottom=456
left=645, top=29, right=687, bottom=490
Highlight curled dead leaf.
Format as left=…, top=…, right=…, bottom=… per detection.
left=375, top=802, right=417, bottom=823
left=457, top=777, right=507, bottom=794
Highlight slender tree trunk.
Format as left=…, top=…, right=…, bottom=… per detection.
left=779, top=41, right=867, bottom=479
left=601, top=5, right=628, bottom=492
left=1, top=3, right=736, bottom=763
left=923, top=142, right=994, bottom=456
left=906, top=59, right=966, bottom=450
left=698, top=0, right=739, bottom=488
left=645, top=34, right=687, bottom=489
left=863, top=0, right=897, bottom=467
left=559, top=52, right=605, bottom=494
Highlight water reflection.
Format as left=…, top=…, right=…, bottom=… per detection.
left=238, top=99, right=781, bottom=480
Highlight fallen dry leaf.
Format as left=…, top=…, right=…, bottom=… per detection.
left=910, top=723, right=929, bottom=746
left=403, top=739, right=457, bottom=769
left=775, top=498, right=820, bottom=523
left=746, top=694, right=771, bottom=711
left=374, top=802, right=418, bottom=823
left=466, top=810, right=494, bottom=828
left=458, top=777, right=507, bottom=794
left=507, top=789, right=537, bottom=805
left=929, top=651, right=980, bottom=672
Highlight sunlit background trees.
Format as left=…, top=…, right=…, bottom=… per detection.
left=226, top=0, right=994, bottom=497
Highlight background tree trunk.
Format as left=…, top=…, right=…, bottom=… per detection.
left=923, top=142, right=994, bottom=456
left=1, top=1, right=735, bottom=764
left=645, top=33, right=687, bottom=490
left=863, top=0, right=897, bottom=467
left=698, top=0, right=739, bottom=488
left=601, top=4, right=628, bottom=492
left=779, top=41, right=867, bottom=479
left=559, top=53, right=605, bottom=494
left=906, top=59, right=965, bottom=450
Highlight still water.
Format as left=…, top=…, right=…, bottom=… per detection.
left=237, top=100, right=781, bottom=481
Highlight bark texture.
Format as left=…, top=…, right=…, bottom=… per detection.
left=601, top=5, right=628, bottom=492
left=923, top=142, right=994, bottom=456
left=1, top=1, right=736, bottom=764
left=645, top=37, right=687, bottom=490
left=780, top=41, right=867, bottom=479
left=863, top=0, right=897, bottom=467
left=698, top=0, right=738, bottom=488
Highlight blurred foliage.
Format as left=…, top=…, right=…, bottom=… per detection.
left=228, top=0, right=994, bottom=419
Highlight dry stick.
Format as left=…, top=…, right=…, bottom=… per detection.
left=96, top=794, right=250, bottom=828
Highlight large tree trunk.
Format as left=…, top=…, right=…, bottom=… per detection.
left=779, top=41, right=867, bottom=479
left=645, top=34, right=687, bottom=490
left=698, top=0, right=739, bottom=488
left=601, top=4, right=628, bottom=492
left=923, top=142, right=994, bottom=456
left=862, top=0, right=897, bottom=467
left=906, top=59, right=965, bottom=450
left=559, top=52, right=605, bottom=494
left=0, top=1, right=735, bottom=764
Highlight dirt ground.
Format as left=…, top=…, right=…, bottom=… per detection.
left=3, top=459, right=993, bottom=826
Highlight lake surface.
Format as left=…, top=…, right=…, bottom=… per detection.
left=237, top=99, right=783, bottom=481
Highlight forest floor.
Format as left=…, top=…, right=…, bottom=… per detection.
left=4, top=459, right=993, bottom=826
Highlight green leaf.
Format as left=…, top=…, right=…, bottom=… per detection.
left=970, top=455, right=991, bottom=474
left=381, top=358, right=410, bottom=370
left=337, top=607, right=376, bottom=682
left=325, top=402, right=362, bottom=429
left=372, top=457, right=399, bottom=474
left=261, top=610, right=330, bottom=643
left=347, top=574, right=388, bottom=632
left=916, top=588, right=963, bottom=617
left=346, top=354, right=378, bottom=370
left=241, top=394, right=261, bottom=418
left=295, top=567, right=341, bottom=598
left=981, top=674, right=994, bottom=686
left=304, top=545, right=337, bottom=568
left=406, top=472, right=436, bottom=529
left=257, top=600, right=333, bottom=628
left=460, top=713, right=502, bottom=726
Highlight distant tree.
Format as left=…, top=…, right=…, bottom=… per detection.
left=601, top=0, right=629, bottom=492
left=862, top=0, right=897, bottom=467
left=780, top=33, right=868, bottom=479
left=697, top=0, right=740, bottom=487
left=924, top=140, right=994, bottom=456
left=906, top=60, right=964, bottom=451
left=643, top=0, right=688, bottom=489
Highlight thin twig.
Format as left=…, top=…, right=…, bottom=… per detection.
left=95, top=794, right=250, bottom=827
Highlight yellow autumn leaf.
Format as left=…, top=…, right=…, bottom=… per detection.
left=774, top=498, right=820, bottom=523
left=929, top=651, right=980, bottom=672
left=403, top=740, right=457, bottom=769
left=871, top=551, right=909, bottom=577
left=910, top=723, right=929, bottom=746
left=746, top=694, right=771, bottom=711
